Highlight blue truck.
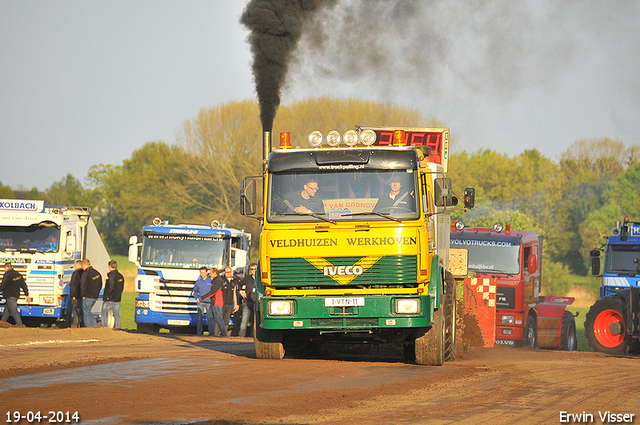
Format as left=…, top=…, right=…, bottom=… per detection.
left=586, top=216, right=640, bottom=354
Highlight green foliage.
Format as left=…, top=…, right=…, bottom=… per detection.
left=44, top=174, right=86, bottom=206
left=542, top=261, right=574, bottom=296
left=0, top=182, right=14, bottom=198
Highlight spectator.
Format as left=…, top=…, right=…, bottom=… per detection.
left=202, top=268, right=226, bottom=337
left=221, top=266, right=238, bottom=335
left=0, top=262, right=30, bottom=326
left=68, top=259, right=84, bottom=327
left=191, top=266, right=213, bottom=336
left=231, top=269, right=243, bottom=336
left=102, top=259, right=124, bottom=329
left=238, top=263, right=257, bottom=337
left=80, top=259, right=102, bottom=327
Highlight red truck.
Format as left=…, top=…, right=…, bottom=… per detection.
left=450, top=222, right=577, bottom=350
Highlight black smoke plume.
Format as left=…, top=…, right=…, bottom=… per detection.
left=241, top=0, right=337, bottom=132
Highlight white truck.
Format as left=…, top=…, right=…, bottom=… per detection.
left=0, top=199, right=110, bottom=326
left=128, top=218, right=251, bottom=332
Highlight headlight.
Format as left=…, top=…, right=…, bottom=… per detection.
left=268, top=300, right=294, bottom=316
left=501, top=315, right=514, bottom=324
left=395, top=298, right=421, bottom=314
left=136, top=300, right=150, bottom=309
left=308, top=130, right=323, bottom=147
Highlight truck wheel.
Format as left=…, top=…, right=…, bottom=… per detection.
left=585, top=296, right=627, bottom=354
left=560, top=310, right=577, bottom=351
left=415, top=307, right=444, bottom=366
left=444, top=271, right=457, bottom=361
left=525, top=315, right=537, bottom=348
left=254, top=311, right=284, bottom=360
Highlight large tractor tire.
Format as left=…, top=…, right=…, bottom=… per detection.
left=585, top=296, right=628, bottom=354
left=560, top=310, right=578, bottom=351
left=443, top=271, right=457, bottom=361
left=254, top=312, right=285, bottom=360
left=415, top=306, right=445, bottom=366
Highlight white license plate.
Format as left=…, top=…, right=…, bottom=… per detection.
left=167, top=319, right=190, bottom=326
left=325, top=297, right=365, bottom=307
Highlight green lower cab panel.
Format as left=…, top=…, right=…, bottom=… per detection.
left=260, top=295, right=434, bottom=330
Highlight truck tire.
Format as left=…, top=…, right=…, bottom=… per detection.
left=560, top=310, right=577, bottom=351
left=585, top=296, right=628, bottom=354
left=254, top=311, right=285, bottom=360
left=444, top=271, right=457, bottom=361
left=415, top=306, right=444, bottom=366
left=525, top=315, right=537, bottom=348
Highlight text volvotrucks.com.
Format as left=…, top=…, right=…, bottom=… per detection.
left=586, top=216, right=640, bottom=354
left=129, top=218, right=251, bottom=332
left=0, top=199, right=110, bottom=326
left=450, top=222, right=577, bottom=350
left=240, top=127, right=474, bottom=365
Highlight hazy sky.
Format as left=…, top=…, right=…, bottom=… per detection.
left=2, top=1, right=639, bottom=190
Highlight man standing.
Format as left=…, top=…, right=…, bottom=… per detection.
left=191, top=266, right=213, bottom=336
left=102, top=260, right=124, bottom=329
left=0, top=262, right=30, bottom=326
left=203, top=268, right=226, bottom=337
left=238, top=263, right=257, bottom=337
left=221, top=266, right=238, bottom=335
left=80, top=259, right=102, bottom=327
left=68, top=259, right=84, bottom=327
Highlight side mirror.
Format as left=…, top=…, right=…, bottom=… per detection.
left=128, top=243, right=140, bottom=265
left=528, top=254, right=537, bottom=273
left=65, top=231, right=76, bottom=254
left=463, top=188, right=475, bottom=209
left=590, top=249, right=601, bottom=276
left=434, top=178, right=454, bottom=207
left=240, top=178, right=257, bottom=216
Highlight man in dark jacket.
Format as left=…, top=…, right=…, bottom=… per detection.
left=220, top=267, right=238, bottom=335
left=68, top=260, right=84, bottom=327
left=101, top=259, right=124, bottom=329
left=80, top=259, right=102, bottom=327
left=0, top=262, right=30, bottom=326
left=238, top=263, right=257, bottom=337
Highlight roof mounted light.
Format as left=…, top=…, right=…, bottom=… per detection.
left=279, top=132, right=291, bottom=149
left=493, top=223, right=503, bottom=233
left=455, top=221, right=465, bottom=231
left=211, top=220, right=220, bottom=228
left=153, top=217, right=162, bottom=226
left=308, top=130, right=323, bottom=147
left=343, top=129, right=358, bottom=146
left=393, top=130, right=406, bottom=147
left=326, top=130, right=341, bottom=147
left=360, top=129, right=376, bottom=146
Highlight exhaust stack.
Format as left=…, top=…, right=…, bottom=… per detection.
left=262, top=130, right=272, bottom=172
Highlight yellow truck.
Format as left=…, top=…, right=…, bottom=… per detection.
left=241, top=127, right=473, bottom=364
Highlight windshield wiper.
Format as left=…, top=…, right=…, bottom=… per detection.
left=350, top=212, right=401, bottom=222
left=280, top=213, right=336, bottom=224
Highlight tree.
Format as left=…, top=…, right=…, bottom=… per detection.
left=44, top=174, right=86, bottom=206
left=0, top=182, right=14, bottom=198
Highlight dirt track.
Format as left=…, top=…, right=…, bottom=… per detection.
left=1, top=326, right=639, bottom=425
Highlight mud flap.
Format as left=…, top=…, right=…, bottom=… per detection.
left=463, top=278, right=496, bottom=347
left=535, top=296, right=575, bottom=348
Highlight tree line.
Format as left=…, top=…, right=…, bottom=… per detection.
left=3, top=97, right=638, bottom=296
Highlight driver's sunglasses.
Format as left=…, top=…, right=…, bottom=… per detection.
left=306, top=184, right=319, bottom=191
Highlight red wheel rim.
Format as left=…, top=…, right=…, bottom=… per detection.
left=593, top=309, right=625, bottom=348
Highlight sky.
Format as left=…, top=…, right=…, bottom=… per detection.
left=1, top=0, right=639, bottom=191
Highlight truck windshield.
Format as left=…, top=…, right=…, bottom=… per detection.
left=450, top=235, right=521, bottom=274
left=0, top=222, right=60, bottom=253
left=605, top=243, right=640, bottom=275
left=267, top=170, right=419, bottom=223
left=140, top=234, right=229, bottom=269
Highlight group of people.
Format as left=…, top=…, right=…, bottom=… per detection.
left=191, top=263, right=256, bottom=337
left=0, top=258, right=124, bottom=328
left=69, top=258, right=124, bottom=328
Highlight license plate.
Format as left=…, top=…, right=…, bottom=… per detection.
left=325, top=297, right=365, bottom=307
left=167, top=319, right=190, bottom=326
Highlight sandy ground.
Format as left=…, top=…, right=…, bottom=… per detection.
left=1, top=325, right=639, bottom=425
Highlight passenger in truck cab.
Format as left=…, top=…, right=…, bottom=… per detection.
left=285, top=178, right=325, bottom=215
left=373, top=173, right=415, bottom=213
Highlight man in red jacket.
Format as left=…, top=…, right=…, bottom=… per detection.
left=202, top=268, right=227, bottom=337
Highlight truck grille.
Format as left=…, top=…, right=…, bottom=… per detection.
left=270, top=255, right=417, bottom=287
left=496, top=286, right=516, bottom=310
left=149, top=280, right=197, bottom=314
